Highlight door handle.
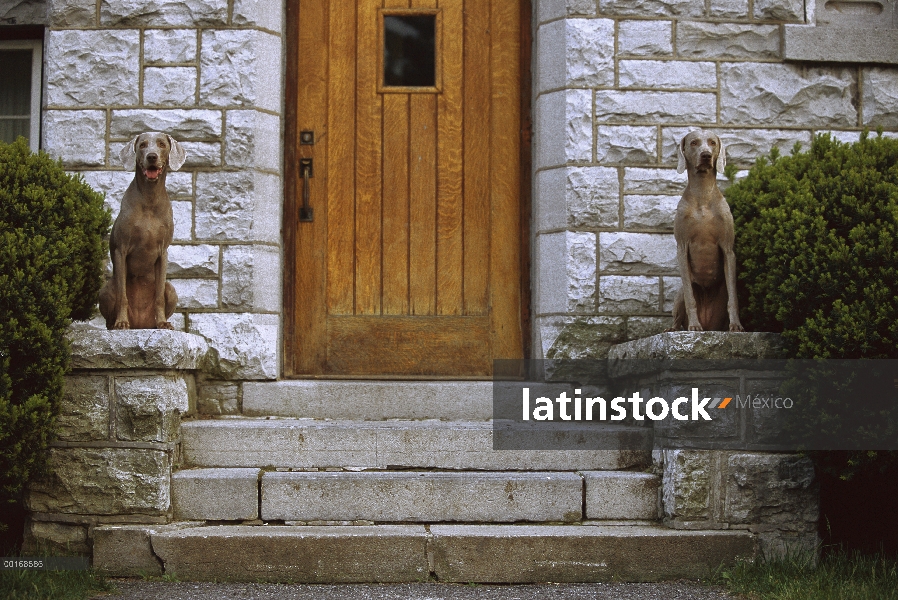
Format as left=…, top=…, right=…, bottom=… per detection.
left=299, top=158, right=314, bottom=222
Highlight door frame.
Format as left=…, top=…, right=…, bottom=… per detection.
left=282, top=0, right=532, bottom=378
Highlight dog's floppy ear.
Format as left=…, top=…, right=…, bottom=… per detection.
left=715, top=136, right=726, bottom=174
left=677, top=135, right=687, bottom=174
left=119, top=135, right=139, bottom=170
left=166, top=135, right=187, bottom=171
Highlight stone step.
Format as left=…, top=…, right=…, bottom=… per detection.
left=180, top=419, right=651, bottom=471
left=94, top=524, right=756, bottom=582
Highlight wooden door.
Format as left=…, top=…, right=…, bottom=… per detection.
left=285, top=0, right=525, bottom=377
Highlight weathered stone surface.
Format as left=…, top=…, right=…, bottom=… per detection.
left=599, top=232, right=677, bottom=275
left=583, top=471, right=660, bottom=520
left=262, top=471, right=583, bottom=523
left=784, top=26, right=898, bottom=64
left=188, top=313, right=279, bottom=380
left=224, top=109, right=280, bottom=170
left=662, top=275, right=682, bottom=313
left=535, top=232, right=596, bottom=313
left=618, top=20, right=673, bottom=56
left=144, top=67, right=197, bottom=107
left=537, top=0, right=596, bottom=22
left=754, top=0, right=804, bottom=21
left=536, top=167, right=620, bottom=230
left=221, top=245, right=281, bottom=312
left=676, top=22, right=780, bottom=60
left=619, top=60, right=717, bottom=90
left=67, top=328, right=209, bottom=370
left=539, top=18, right=615, bottom=91
left=535, top=90, right=593, bottom=168
left=720, top=63, right=857, bottom=127
left=197, top=380, right=240, bottom=415
left=22, top=520, right=89, bottom=555
left=180, top=141, right=221, bottom=167
left=172, top=201, right=193, bottom=241
left=42, top=111, right=106, bottom=167
left=599, top=276, right=661, bottom=314
left=862, top=68, right=898, bottom=127
left=194, top=171, right=280, bottom=243
left=93, top=523, right=199, bottom=576
left=711, top=0, right=749, bottom=18
left=233, top=0, right=283, bottom=31
left=27, top=448, right=170, bottom=515
left=200, top=29, right=281, bottom=112
left=48, top=0, right=93, bottom=26
left=110, top=109, right=222, bottom=140
left=624, top=195, right=678, bottom=230
left=624, top=168, right=683, bottom=195
left=115, top=375, right=190, bottom=442
left=538, top=316, right=627, bottom=360
left=167, top=244, right=219, bottom=278
left=661, top=127, right=812, bottom=168
left=45, top=30, right=139, bottom=107
left=598, top=0, right=705, bottom=18
left=662, top=449, right=711, bottom=521
left=607, top=332, right=786, bottom=360
left=595, top=126, right=657, bottom=164
left=595, top=91, right=717, bottom=124
left=430, top=525, right=756, bottom=582
left=172, top=468, right=260, bottom=521
left=100, top=0, right=228, bottom=26
left=144, top=28, right=197, bottom=64
left=57, top=375, right=109, bottom=442
left=626, top=316, right=671, bottom=340
left=725, top=454, right=818, bottom=526
left=151, top=525, right=429, bottom=582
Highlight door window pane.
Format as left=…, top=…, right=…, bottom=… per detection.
left=383, top=15, right=436, bottom=88
left=0, top=49, right=33, bottom=145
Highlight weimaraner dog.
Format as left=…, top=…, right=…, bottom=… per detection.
left=99, top=132, right=186, bottom=330
left=670, top=130, right=744, bottom=332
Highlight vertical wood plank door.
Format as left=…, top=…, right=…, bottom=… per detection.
left=286, top=0, right=524, bottom=377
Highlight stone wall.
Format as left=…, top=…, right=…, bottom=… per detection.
left=532, top=0, right=898, bottom=360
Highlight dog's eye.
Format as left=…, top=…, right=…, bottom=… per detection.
left=708, top=139, right=716, bottom=146
left=139, top=141, right=148, bottom=148
left=691, top=140, right=700, bottom=146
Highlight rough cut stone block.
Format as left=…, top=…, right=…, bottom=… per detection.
left=619, top=60, right=717, bottom=90
left=608, top=331, right=785, bottom=360
left=180, top=141, right=222, bottom=167
left=172, top=468, right=260, bottom=521
left=115, top=375, right=190, bottom=443
left=535, top=90, right=593, bottom=168
left=27, top=447, right=170, bottom=515
left=624, top=168, right=683, bottom=195
left=600, top=275, right=661, bottom=314
left=78, top=171, right=132, bottom=219
left=721, top=63, right=857, bottom=127
left=221, top=245, right=282, bottom=312
left=262, top=471, right=583, bottom=523
left=57, top=375, right=109, bottom=442
left=599, top=0, right=705, bottom=17
left=862, top=68, right=898, bottom=127
left=754, top=0, right=804, bottom=20
left=42, top=111, right=106, bottom=168
left=169, top=278, right=219, bottom=309
left=45, top=30, right=139, bottom=107
left=626, top=316, right=670, bottom=340
left=600, top=232, right=677, bottom=275
left=100, top=0, right=228, bottom=26
left=711, top=0, right=749, bottom=18
left=676, top=22, right=780, bottom=60
left=93, top=524, right=198, bottom=576
left=48, top=0, right=93, bottom=26
left=188, top=313, right=279, bottom=380
left=536, top=167, right=620, bottom=230
left=22, top=520, right=89, bottom=555
left=198, top=381, right=240, bottom=415
left=172, top=201, right=194, bottom=241
left=233, top=0, right=284, bottom=31
left=537, top=315, right=627, bottom=360
left=224, top=110, right=281, bottom=170
left=194, top=171, right=280, bottom=243
left=538, top=18, right=615, bottom=91
left=662, top=275, right=682, bottom=312
left=583, top=471, right=660, bottom=520
left=167, top=244, right=219, bottom=278
left=595, top=91, right=717, bottom=124
left=144, top=67, right=197, bottom=106
left=624, top=195, right=678, bottom=230
left=110, top=109, right=222, bottom=140
left=144, top=28, right=197, bottom=64
left=67, top=328, right=209, bottom=370
left=538, top=0, right=596, bottom=22
left=535, top=231, right=597, bottom=314
left=662, top=449, right=711, bottom=521
left=725, top=454, right=818, bottom=526
left=200, top=29, right=281, bottom=112
left=662, top=127, right=812, bottom=168
left=595, top=126, right=657, bottom=164
left=618, top=20, right=672, bottom=56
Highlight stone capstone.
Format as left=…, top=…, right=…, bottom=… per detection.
left=67, top=328, right=209, bottom=370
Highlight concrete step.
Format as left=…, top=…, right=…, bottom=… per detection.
left=94, top=524, right=757, bottom=582
left=180, top=419, right=651, bottom=471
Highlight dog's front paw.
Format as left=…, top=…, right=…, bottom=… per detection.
left=729, top=322, right=745, bottom=332
left=688, top=324, right=704, bottom=332
left=114, top=320, right=130, bottom=330
left=157, top=321, right=174, bottom=330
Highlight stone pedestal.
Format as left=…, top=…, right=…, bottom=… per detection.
left=23, top=327, right=207, bottom=555
left=608, top=332, right=819, bottom=558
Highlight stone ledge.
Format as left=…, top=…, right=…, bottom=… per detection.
left=785, top=26, right=898, bottom=65
left=607, top=331, right=785, bottom=361
left=68, top=326, right=209, bottom=371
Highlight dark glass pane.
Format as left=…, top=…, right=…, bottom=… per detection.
left=0, top=118, right=31, bottom=145
left=0, top=50, right=33, bottom=116
left=384, top=15, right=436, bottom=88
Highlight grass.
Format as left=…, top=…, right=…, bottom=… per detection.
left=712, top=548, right=898, bottom=600
left=0, top=566, right=115, bottom=600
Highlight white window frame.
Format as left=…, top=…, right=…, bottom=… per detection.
left=0, top=39, right=43, bottom=151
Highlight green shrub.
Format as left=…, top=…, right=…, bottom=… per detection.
left=0, top=138, right=111, bottom=522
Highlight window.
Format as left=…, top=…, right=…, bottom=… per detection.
left=379, top=9, right=442, bottom=93
left=0, top=39, right=42, bottom=150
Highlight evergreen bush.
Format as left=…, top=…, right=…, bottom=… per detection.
left=0, top=138, right=111, bottom=526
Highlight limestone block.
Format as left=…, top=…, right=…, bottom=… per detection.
left=534, top=231, right=596, bottom=314
left=166, top=171, right=194, bottom=197
left=48, top=0, right=93, bottom=26
left=862, top=68, right=898, bottom=128
left=42, top=111, right=106, bottom=168
left=172, top=201, right=194, bottom=241
left=198, top=381, right=240, bottom=415
left=754, top=0, right=804, bottom=20
left=599, top=276, right=661, bottom=314
left=600, top=232, right=677, bottom=275
left=188, top=313, right=279, bottom=380
left=538, top=315, right=627, bottom=360
left=624, top=168, right=683, bottom=195
left=537, top=0, right=596, bottom=22
left=144, top=29, right=198, bottom=64
left=78, top=171, right=133, bottom=219
left=22, top=520, right=89, bottom=555
left=624, top=195, right=678, bottom=230
left=536, top=167, right=620, bottom=231
left=710, top=0, right=749, bottom=18
left=194, top=171, right=281, bottom=243
left=233, top=0, right=284, bottom=31
left=619, top=60, right=717, bottom=90
left=172, top=468, right=260, bottom=521
left=27, top=448, right=170, bottom=515
left=595, top=126, right=657, bottom=164
left=720, top=63, right=857, bottom=127
left=67, top=329, right=209, bottom=370
left=725, top=453, right=818, bottom=527
left=170, top=278, right=219, bottom=309
left=200, top=29, right=281, bottom=112
left=662, top=449, right=711, bottom=521
left=608, top=331, right=785, bottom=360
left=676, top=22, right=780, bottom=60
left=583, top=471, right=660, bottom=520
left=45, top=30, right=139, bottom=107
left=221, top=245, right=282, bottom=312
left=100, top=0, right=228, bottom=26
left=110, top=109, right=222, bottom=140
left=167, top=244, right=219, bottom=278
left=595, top=91, right=717, bottom=124
left=618, top=20, right=673, bottom=56
left=661, top=127, right=812, bottom=168
left=144, top=67, right=197, bottom=107
left=598, top=0, right=704, bottom=17
left=662, top=275, right=681, bottom=312
left=535, top=90, right=593, bottom=168
left=180, top=141, right=222, bottom=168
left=115, top=375, right=190, bottom=443
left=538, top=19, right=615, bottom=91
left=224, top=110, right=281, bottom=170
left=93, top=523, right=198, bottom=576
left=626, top=316, right=671, bottom=340
left=57, top=375, right=109, bottom=442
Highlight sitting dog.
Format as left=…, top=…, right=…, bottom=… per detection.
left=670, top=130, right=744, bottom=332
left=99, top=132, right=186, bottom=330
